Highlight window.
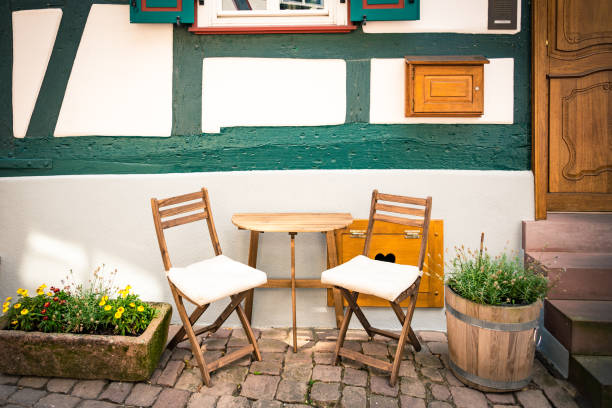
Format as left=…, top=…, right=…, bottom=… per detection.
left=189, top=0, right=355, bottom=33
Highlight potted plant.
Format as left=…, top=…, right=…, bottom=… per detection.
left=0, top=267, right=171, bottom=381
left=445, top=234, right=549, bottom=392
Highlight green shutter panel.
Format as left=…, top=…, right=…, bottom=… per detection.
left=350, top=0, right=419, bottom=22
left=130, top=0, right=194, bottom=24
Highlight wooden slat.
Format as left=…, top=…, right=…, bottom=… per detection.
left=338, top=347, right=392, bottom=371
left=159, top=201, right=205, bottom=218
left=206, top=345, right=255, bottom=372
left=369, top=327, right=400, bottom=340
left=376, top=193, right=427, bottom=206
left=157, top=191, right=203, bottom=207
left=374, top=213, right=424, bottom=227
left=375, top=202, right=425, bottom=217
left=161, top=212, right=207, bottom=229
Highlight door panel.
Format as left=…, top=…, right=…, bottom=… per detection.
left=553, top=0, right=612, bottom=54
left=533, top=0, right=612, bottom=217
left=549, top=71, right=612, bottom=194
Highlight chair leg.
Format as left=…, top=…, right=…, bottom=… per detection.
left=169, top=285, right=211, bottom=386
left=167, top=304, right=208, bottom=349
left=389, top=292, right=419, bottom=386
left=389, top=300, right=421, bottom=352
left=339, top=288, right=375, bottom=338
left=333, top=287, right=355, bottom=365
left=234, top=297, right=262, bottom=361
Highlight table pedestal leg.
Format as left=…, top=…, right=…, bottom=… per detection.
left=290, top=232, right=297, bottom=353
left=245, top=231, right=260, bottom=323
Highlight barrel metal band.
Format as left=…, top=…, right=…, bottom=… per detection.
left=449, top=359, right=532, bottom=391
left=445, top=300, right=538, bottom=332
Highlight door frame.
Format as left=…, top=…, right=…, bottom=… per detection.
left=532, top=0, right=548, bottom=220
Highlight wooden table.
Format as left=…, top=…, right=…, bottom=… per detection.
left=232, top=213, right=353, bottom=352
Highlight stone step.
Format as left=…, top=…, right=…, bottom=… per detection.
left=526, top=251, right=612, bottom=300
left=569, top=355, right=612, bottom=408
left=544, top=299, right=612, bottom=355
left=522, top=213, right=612, bottom=253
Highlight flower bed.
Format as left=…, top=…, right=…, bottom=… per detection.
left=0, top=268, right=171, bottom=380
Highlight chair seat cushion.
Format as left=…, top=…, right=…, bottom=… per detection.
left=321, top=255, right=421, bottom=302
left=167, top=255, right=267, bottom=306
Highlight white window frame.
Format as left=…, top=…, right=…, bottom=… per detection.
left=195, top=0, right=348, bottom=29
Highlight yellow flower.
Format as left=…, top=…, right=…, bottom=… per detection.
left=114, top=311, right=122, bottom=319
left=47, top=291, right=53, bottom=297
left=21, top=290, right=29, bottom=297
left=37, top=284, right=47, bottom=291
left=137, top=305, right=145, bottom=312
left=3, top=302, right=9, bottom=308
left=2, top=307, right=8, bottom=314
left=125, top=285, right=132, bottom=291
left=102, top=295, right=108, bottom=302
left=16, top=288, right=24, bottom=295
left=14, top=303, right=21, bottom=309
left=37, top=289, right=44, bottom=296
left=99, top=299, right=106, bottom=306
left=11, top=320, right=17, bottom=325
left=129, top=303, right=136, bottom=308
left=117, top=307, right=125, bottom=313
left=5, top=297, right=12, bottom=302
left=21, top=309, right=29, bottom=315
left=104, top=305, right=112, bottom=311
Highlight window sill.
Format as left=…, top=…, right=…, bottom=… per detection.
left=188, top=24, right=357, bottom=34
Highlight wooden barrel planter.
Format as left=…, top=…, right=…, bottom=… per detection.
left=445, top=285, right=542, bottom=392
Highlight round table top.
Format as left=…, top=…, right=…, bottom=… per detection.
left=232, top=212, right=353, bottom=233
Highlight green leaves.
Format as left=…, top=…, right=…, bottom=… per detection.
left=447, top=247, right=548, bottom=306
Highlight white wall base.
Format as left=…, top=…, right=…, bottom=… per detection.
left=0, top=169, right=533, bottom=330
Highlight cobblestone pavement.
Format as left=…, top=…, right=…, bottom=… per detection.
left=0, top=327, right=583, bottom=408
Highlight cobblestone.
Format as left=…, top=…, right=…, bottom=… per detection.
left=46, top=378, right=77, bottom=394
left=8, top=388, right=47, bottom=406
left=310, top=382, right=340, bottom=404
left=0, top=327, right=583, bottom=408
left=99, top=382, right=133, bottom=403
left=34, top=393, right=81, bottom=408
left=275, top=379, right=307, bottom=403
left=240, top=374, right=280, bottom=400
left=71, top=380, right=107, bottom=399
left=18, top=376, right=49, bottom=389
left=312, top=365, right=342, bottom=382
left=341, top=386, right=366, bottom=408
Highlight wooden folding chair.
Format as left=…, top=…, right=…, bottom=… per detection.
left=151, top=187, right=266, bottom=387
left=321, top=190, right=432, bottom=386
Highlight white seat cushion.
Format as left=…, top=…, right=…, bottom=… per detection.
left=321, top=255, right=421, bottom=302
left=167, top=255, right=267, bottom=306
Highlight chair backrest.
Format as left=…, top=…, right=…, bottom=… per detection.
left=150, top=187, right=222, bottom=271
left=362, top=190, right=432, bottom=271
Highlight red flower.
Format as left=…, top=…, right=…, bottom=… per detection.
left=43, top=316, right=49, bottom=321
left=50, top=286, right=56, bottom=292
left=44, top=302, right=50, bottom=308
left=60, top=300, right=66, bottom=305
left=53, top=297, right=59, bottom=302
left=53, top=288, right=60, bottom=293
left=41, top=309, right=47, bottom=314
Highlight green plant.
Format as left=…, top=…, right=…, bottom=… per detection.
left=446, top=242, right=548, bottom=306
left=2, top=266, right=157, bottom=336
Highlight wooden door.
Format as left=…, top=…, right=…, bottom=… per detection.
left=533, top=0, right=612, bottom=218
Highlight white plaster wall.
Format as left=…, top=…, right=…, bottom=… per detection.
left=202, top=58, right=346, bottom=133
left=370, top=58, right=514, bottom=124
left=54, top=5, right=172, bottom=137
left=12, top=9, right=62, bottom=138
left=0, top=170, right=533, bottom=331
left=363, top=0, right=521, bottom=34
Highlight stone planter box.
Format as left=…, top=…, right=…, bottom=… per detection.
left=0, top=302, right=171, bottom=381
